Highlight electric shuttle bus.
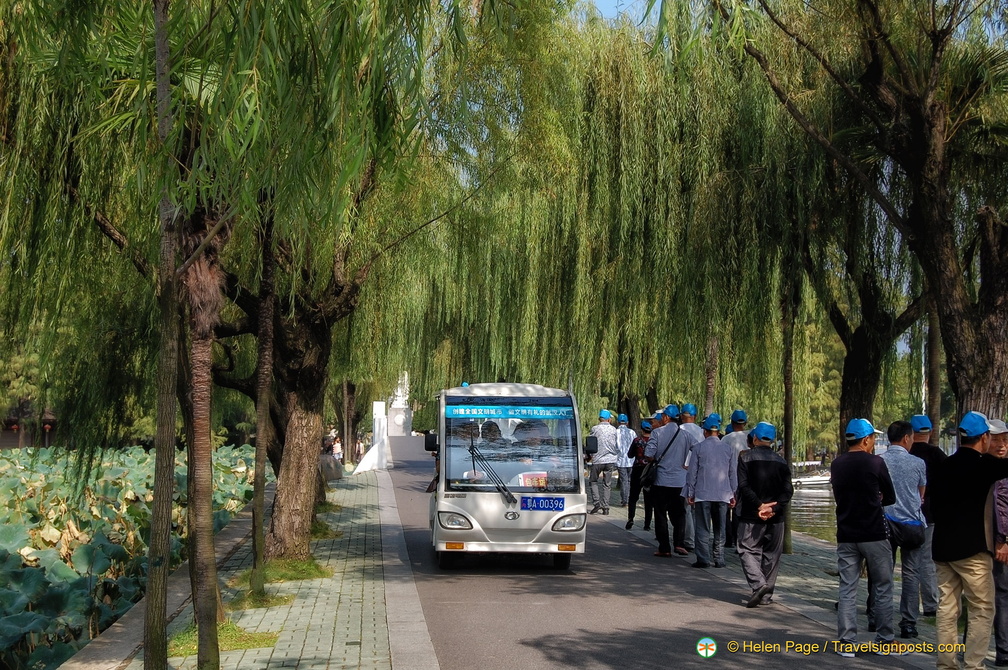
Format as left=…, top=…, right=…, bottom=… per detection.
left=425, top=383, right=598, bottom=569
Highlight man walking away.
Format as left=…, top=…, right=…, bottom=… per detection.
left=588, top=410, right=619, bottom=515
left=685, top=414, right=736, bottom=568
left=931, top=412, right=1008, bottom=670
left=645, top=405, right=697, bottom=557
left=909, top=414, right=945, bottom=618
left=626, top=421, right=653, bottom=531
left=830, top=418, right=898, bottom=657
left=877, top=420, right=927, bottom=639
left=680, top=403, right=703, bottom=550
left=616, top=414, right=636, bottom=507
left=736, top=422, right=792, bottom=607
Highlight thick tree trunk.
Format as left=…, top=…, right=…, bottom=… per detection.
left=645, top=386, right=659, bottom=415
left=266, top=312, right=332, bottom=560
left=188, top=334, right=220, bottom=669
left=926, top=299, right=942, bottom=445
left=781, top=275, right=799, bottom=555
left=342, top=379, right=355, bottom=463
left=836, top=325, right=886, bottom=453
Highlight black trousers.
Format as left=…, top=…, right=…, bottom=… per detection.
left=653, top=485, right=687, bottom=553
left=627, top=465, right=653, bottom=525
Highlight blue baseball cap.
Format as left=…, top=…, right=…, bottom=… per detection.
left=682, top=403, right=698, bottom=416
left=751, top=422, right=776, bottom=442
left=599, top=409, right=612, bottom=420
left=652, top=410, right=663, bottom=421
left=664, top=404, right=680, bottom=419
left=730, top=409, right=748, bottom=423
left=702, top=413, right=721, bottom=431
left=724, top=424, right=734, bottom=434
left=959, top=411, right=992, bottom=438
left=641, top=420, right=652, bottom=431
left=845, top=418, right=875, bottom=441
left=910, top=415, right=932, bottom=432
left=617, top=413, right=628, bottom=423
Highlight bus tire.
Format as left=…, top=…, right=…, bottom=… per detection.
left=437, top=551, right=456, bottom=570
left=553, top=553, right=572, bottom=570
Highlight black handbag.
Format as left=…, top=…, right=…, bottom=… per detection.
left=641, top=426, right=680, bottom=492
left=885, top=515, right=926, bottom=551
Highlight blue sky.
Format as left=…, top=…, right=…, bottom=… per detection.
left=591, top=0, right=653, bottom=22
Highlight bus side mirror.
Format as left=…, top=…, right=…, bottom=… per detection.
left=424, top=433, right=439, bottom=452
left=584, top=435, right=598, bottom=455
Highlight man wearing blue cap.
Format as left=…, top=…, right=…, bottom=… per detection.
left=830, top=418, right=898, bottom=655
left=930, top=412, right=1008, bottom=670
left=685, top=414, right=736, bottom=568
left=588, top=410, right=619, bottom=515
left=645, top=404, right=697, bottom=556
left=679, top=403, right=703, bottom=551
left=909, top=414, right=945, bottom=618
left=723, top=409, right=750, bottom=550
left=736, top=422, right=792, bottom=607
left=615, top=414, right=636, bottom=507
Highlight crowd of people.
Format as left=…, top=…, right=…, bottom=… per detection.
left=588, top=404, right=1008, bottom=666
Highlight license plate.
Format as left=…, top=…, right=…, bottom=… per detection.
left=521, top=496, right=565, bottom=512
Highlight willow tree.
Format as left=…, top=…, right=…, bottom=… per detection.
left=648, top=0, right=1008, bottom=418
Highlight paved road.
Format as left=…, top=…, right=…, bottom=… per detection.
left=387, top=439, right=924, bottom=670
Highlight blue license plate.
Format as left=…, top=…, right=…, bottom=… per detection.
left=521, top=496, right=565, bottom=512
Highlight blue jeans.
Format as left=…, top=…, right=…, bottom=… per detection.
left=838, top=540, right=895, bottom=643
left=693, top=501, right=727, bottom=566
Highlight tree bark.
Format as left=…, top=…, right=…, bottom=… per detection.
left=781, top=273, right=799, bottom=555
left=144, top=0, right=177, bottom=667
left=836, top=325, right=886, bottom=453
left=704, top=337, right=719, bottom=417
left=251, top=216, right=275, bottom=597
left=342, top=379, right=355, bottom=463
left=926, top=298, right=942, bottom=445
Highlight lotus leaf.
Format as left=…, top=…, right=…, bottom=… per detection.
left=39, top=524, right=61, bottom=545
left=34, top=581, right=91, bottom=618
left=0, top=587, right=29, bottom=616
left=71, top=545, right=112, bottom=576
left=3, top=567, right=50, bottom=603
left=34, top=549, right=81, bottom=583
left=0, top=610, right=48, bottom=648
left=26, top=640, right=77, bottom=669
left=0, top=523, right=32, bottom=554
left=114, top=575, right=142, bottom=602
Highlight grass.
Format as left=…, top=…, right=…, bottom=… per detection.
left=168, top=621, right=278, bottom=657
left=226, top=590, right=296, bottom=611
left=311, top=518, right=342, bottom=540
left=227, top=557, right=333, bottom=589
left=316, top=501, right=342, bottom=514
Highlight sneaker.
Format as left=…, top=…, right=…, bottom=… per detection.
left=900, top=626, right=918, bottom=639
left=713, top=562, right=726, bottom=568
left=673, top=547, right=689, bottom=555
left=602, top=508, right=610, bottom=515
left=643, top=525, right=651, bottom=531
left=625, top=520, right=634, bottom=530
left=589, top=504, right=602, bottom=515
left=835, top=650, right=855, bottom=658
left=691, top=561, right=710, bottom=568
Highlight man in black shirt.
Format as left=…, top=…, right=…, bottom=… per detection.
left=908, top=414, right=945, bottom=617
left=931, top=412, right=1008, bottom=670
left=830, top=419, right=897, bottom=655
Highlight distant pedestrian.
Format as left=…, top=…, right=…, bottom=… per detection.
left=722, top=409, right=749, bottom=549
left=680, top=403, right=702, bottom=551
left=588, top=410, right=619, bottom=515
left=625, top=421, right=654, bottom=531
left=831, top=418, right=897, bottom=655
left=684, top=414, right=736, bottom=568
left=875, top=420, right=927, bottom=639
left=616, top=414, right=636, bottom=507
left=736, top=422, right=793, bottom=607
left=931, top=412, right=1008, bottom=670
left=645, top=404, right=697, bottom=557
left=909, top=414, right=945, bottom=618
left=989, top=419, right=1008, bottom=666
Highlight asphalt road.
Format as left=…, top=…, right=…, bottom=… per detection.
left=388, top=439, right=921, bottom=670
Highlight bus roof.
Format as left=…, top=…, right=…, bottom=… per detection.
left=444, top=383, right=570, bottom=399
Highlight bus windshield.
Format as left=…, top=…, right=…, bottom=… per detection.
left=444, top=399, right=579, bottom=494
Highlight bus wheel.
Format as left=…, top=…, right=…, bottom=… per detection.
left=553, top=553, right=572, bottom=570
left=437, top=551, right=456, bottom=570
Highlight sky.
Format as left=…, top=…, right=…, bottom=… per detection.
left=590, top=0, right=654, bottom=22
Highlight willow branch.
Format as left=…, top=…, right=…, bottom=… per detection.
left=856, top=0, right=918, bottom=95
left=69, top=186, right=153, bottom=279
left=755, top=0, right=884, bottom=130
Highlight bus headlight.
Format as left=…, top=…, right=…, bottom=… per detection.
left=438, top=512, right=473, bottom=530
left=552, top=514, right=586, bottom=532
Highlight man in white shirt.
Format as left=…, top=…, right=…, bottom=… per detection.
left=588, top=409, right=620, bottom=515
left=615, top=414, right=636, bottom=507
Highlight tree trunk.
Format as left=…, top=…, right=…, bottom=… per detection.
left=836, top=325, right=887, bottom=454
left=265, top=313, right=332, bottom=560
left=188, top=334, right=220, bottom=670
left=342, top=379, right=355, bottom=463
left=781, top=275, right=799, bottom=555
left=926, top=298, right=942, bottom=446
left=144, top=0, right=177, bottom=667
left=251, top=216, right=275, bottom=597
left=645, top=386, right=659, bottom=415
left=704, top=336, right=719, bottom=416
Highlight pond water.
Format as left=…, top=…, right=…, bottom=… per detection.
left=789, top=485, right=837, bottom=543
